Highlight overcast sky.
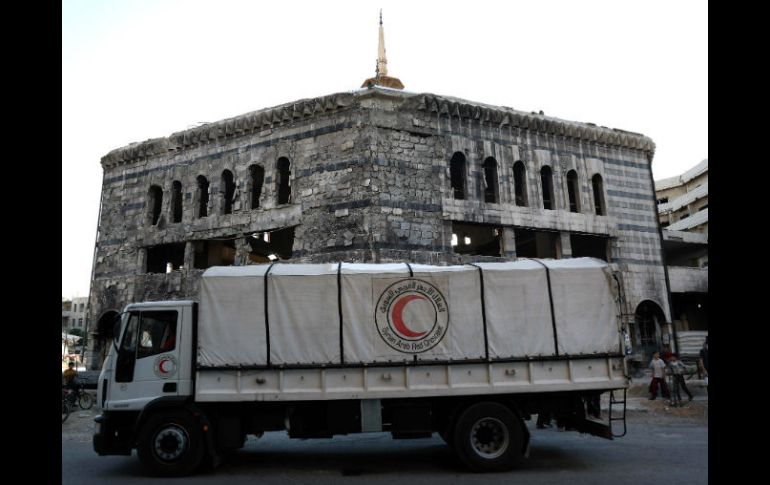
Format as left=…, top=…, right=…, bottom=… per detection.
left=62, top=0, right=707, bottom=298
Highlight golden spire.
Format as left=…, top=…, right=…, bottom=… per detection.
left=362, top=10, right=404, bottom=90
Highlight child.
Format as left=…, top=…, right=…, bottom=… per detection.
left=668, top=353, right=694, bottom=405
left=648, top=352, right=670, bottom=400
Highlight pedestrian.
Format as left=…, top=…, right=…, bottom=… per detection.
left=699, top=336, right=709, bottom=393
left=537, top=409, right=552, bottom=428
left=668, top=353, right=693, bottom=405
left=648, top=352, right=670, bottom=400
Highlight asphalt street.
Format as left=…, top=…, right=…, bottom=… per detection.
left=62, top=409, right=707, bottom=485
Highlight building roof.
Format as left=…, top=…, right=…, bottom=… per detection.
left=101, top=88, right=656, bottom=168
left=655, top=158, right=708, bottom=191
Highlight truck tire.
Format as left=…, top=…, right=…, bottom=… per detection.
left=453, top=402, right=524, bottom=472
left=137, top=411, right=205, bottom=477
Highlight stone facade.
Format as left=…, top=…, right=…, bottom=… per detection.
left=88, top=87, right=671, bottom=368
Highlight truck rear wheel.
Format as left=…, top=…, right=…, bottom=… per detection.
left=137, top=411, right=204, bottom=477
left=453, top=402, right=524, bottom=472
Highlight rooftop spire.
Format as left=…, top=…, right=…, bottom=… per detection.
left=362, top=10, right=404, bottom=90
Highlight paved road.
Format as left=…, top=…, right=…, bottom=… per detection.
left=62, top=412, right=707, bottom=485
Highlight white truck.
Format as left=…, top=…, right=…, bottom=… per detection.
left=93, top=257, right=629, bottom=476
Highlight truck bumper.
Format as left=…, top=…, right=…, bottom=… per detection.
left=93, top=413, right=133, bottom=456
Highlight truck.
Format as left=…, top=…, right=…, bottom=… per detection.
left=93, top=257, right=629, bottom=476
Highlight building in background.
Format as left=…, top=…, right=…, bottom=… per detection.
left=86, top=20, right=672, bottom=371
left=655, top=159, right=708, bottom=362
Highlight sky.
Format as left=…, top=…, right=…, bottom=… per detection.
left=62, top=0, right=707, bottom=298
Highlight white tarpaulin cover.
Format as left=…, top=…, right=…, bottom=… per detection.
left=197, top=258, right=621, bottom=367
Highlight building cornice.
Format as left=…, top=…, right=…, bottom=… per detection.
left=407, top=93, right=655, bottom=155
left=100, top=92, right=357, bottom=169
left=101, top=87, right=655, bottom=168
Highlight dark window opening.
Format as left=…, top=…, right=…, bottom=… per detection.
left=193, top=239, right=237, bottom=269
left=567, top=170, right=580, bottom=213
left=449, top=152, right=467, bottom=200
left=482, top=157, right=499, bottom=203
left=661, top=221, right=670, bottom=228
left=513, top=161, right=528, bottom=207
left=657, top=197, right=669, bottom=205
left=540, top=166, right=554, bottom=210
left=698, top=205, right=708, bottom=211
left=249, top=164, right=265, bottom=209
left=277, top=157, right=291, bottom=205
left=661, top=239, right=707, bottom=267
left=197, top=176, right=209, bottom=218
left=679, top=213, right=690, bottom=220
left=247, top=226, right=296, bottom=263
left=221, top=170, right=235, bottom=215
left=592, top=174, right=606, bottom=216
left=171, top=181, right=183, bottom=223
left=147, top=185, right=163, bottom=226
left=513, top=228, right=559, bottom=259
left=570, top=233, right=609, bottom=262
left=146, top=243, right=186, bottom=274
left=671, top=293, right=708, bottom=332
left=451, top=222, right=502, bottom=256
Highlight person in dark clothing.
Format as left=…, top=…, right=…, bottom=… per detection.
left=536, top=409, right=552, bottom=428
left=699, top=337, right=709, bottom=392
left=668, top=353, right=693, bottom=404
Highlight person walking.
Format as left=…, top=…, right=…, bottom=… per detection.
left=668, top=353, right=693, bottom=405
left=648, top=352, right=670, bottom=400
left=699, top=337, right=709, bottom=393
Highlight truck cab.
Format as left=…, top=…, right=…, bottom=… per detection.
left=95, top=301, right=196, bottom=459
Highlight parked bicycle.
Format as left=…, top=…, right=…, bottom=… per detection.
left=62, top=382, right=94, bottom=411
left=62, top=391, right=70, bottom=423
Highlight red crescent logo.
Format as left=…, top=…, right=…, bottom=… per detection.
left=159, top=359, right=170, bottom=373
left=391, top=294, right=428, bottom=338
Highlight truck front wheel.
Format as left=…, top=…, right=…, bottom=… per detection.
left=453, top=402, right=524, bottom=472
left=137, top=411, right=204, bottom=477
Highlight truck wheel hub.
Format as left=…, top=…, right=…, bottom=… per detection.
left=470, top=417, right=509, bottom=459
left=153, top=425, right=188, bottom=461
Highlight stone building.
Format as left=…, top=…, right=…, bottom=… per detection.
left=86, top=20, right=672, bottom=370
left=655, top=159, right=708, bottom=359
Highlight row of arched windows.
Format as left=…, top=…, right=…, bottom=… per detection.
left=449, top=152, right=607, bottom=216
left=147, top=158, right=291, bottom=226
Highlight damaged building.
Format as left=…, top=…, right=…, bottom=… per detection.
left=655, top=159, right=708, bottom=363
left=86, top=23, right=672, bottom=371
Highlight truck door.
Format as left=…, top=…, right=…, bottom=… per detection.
left=110, top=309, right=181, bottom=411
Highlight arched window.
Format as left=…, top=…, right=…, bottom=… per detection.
left=513, top=161, right=528, bottom=207
left=249, top=164, right=265, bottom=209
left=540, top=166, right=554, bottom=210
left=592, top=174, right=606, bottom=216
left=482, top=157, right=499, bottom=203
left=277, top=157, right=291, bottom=205
left=147, top=185, right=163, bottom=226
left=196, top=176, right=209, bottom=218
left=567, top=170, right=581, bottom=213
left=449, top=152, right=467, bottom=200
left=221, top=170, right=235, bottom=215
left=171, top=181, right=183, bottom=223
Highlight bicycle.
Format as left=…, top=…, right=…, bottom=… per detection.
left=63, top=382, right=94, bottom=411
left=62, top=391, right=70, bottom=423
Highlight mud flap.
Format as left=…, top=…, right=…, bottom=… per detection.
left=572, top=417, right=614, bottom=440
